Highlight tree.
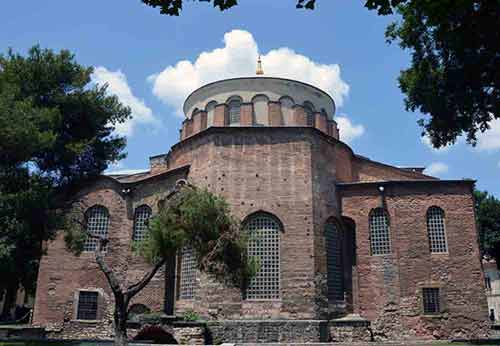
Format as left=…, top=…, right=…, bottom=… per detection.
left=65, top=185, right=254, bottom=346
left=140, top=0, right=316, bottom=16
left=0, top=46, right=131, bottom=319
left=365, top=0, right=499, bottom=148
left=474, top=190, right=500, bottom=266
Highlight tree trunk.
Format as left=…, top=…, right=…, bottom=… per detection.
left=114, top=302, right=129, bottom=346
left=1, top=283, right=18, bottom=320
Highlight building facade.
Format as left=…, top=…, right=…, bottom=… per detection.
left=33, top=77, right=489, bottom=342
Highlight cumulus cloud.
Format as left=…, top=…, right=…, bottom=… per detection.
left=92, top=67, right=158, bottom=136
left=424, top=162, right=449, bottom=177
left=476, top=118, right=500, bottom=151
left=336, top=116, right=365, bottom=144
left=149, top=29, right=350, bottom=116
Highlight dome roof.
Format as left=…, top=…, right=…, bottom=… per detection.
left=183, top=77, right=336, bottom=120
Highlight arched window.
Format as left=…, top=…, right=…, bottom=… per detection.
left=304, top=102, right=315, bottom=126
left=179, top=246, right=197, bottom=300
left=84, top=205, right=110, bottom=252
left=325, top=219, right=344, bottom=301
left=427, top=206, right=448, bottom=253
left=280, top=96, right=295, bottom=125
left=228, top=97, right=242, bottom=125
left=252, top=94, right=269, bottom=126
left=369, top=208, right=391, bottom=255
left=133, top=205, right=152, bottom=241
left=245, top=213, right=281, bottom=300
left=205, top=101, right=217, bottom=127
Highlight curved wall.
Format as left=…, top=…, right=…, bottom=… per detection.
left=180, top=78, right=340, bottom=141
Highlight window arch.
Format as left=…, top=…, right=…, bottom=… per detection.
left=369, top=208, right=391, bottom=255
left=205, top=100, right=217, bottom=127
left=252, top=94, right=269, bottom=126
left=179, top=246, right=197, bottom=300
left=133, top=205, right=152, bottom=241
left=303, top=101, right=315, bottom=126
left=227, top=96, right=242, bottom=125
left=427, top=206, right=448, bottom=253
left=325, top=218, right=344, bottom=301
left=84, top=205, right=110, bottom=252
left=279, top=96, right=295, bottom=125
left=245, top=212, right=281, bottom=300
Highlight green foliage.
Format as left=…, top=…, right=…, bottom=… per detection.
left=366, top=0, right=500, bottom=148
left=0, top=45, right=130, bottom=314
left=135, top=187, right=256, bottom=288
left=182, top=309, right=200, bottom=321
left=475, top=190, right=500, bottom=265
left=141, top=0, right=316, bottom=15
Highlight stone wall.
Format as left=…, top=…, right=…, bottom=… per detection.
left=339, top=181, right=490, bottom=340
left=207, top=320, right=329, bottom=343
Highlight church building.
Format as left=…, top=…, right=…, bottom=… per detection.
left=33, top=72, right=489, bottom=342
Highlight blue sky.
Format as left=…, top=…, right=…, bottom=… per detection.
left=2, top=0, right=499, bottom=197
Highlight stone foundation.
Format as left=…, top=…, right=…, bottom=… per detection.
left=207, top=320, right=329, bottom=343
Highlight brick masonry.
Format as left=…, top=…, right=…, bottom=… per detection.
left=33, top=127, right=489, bottom=342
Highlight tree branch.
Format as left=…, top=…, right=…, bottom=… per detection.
left=126, top=259, right=166, bottom=298
left=94, top=237, right=123, bottom=296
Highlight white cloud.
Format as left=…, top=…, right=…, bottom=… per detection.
left=476, top=118, right=500, bottom=151
left=149, top=29, right=350, bottom=116
left=336, top=116, right=365, bottom=144
left=423, top=162, right=449, bottom=177
left=92, top=67, right=158, bottom=136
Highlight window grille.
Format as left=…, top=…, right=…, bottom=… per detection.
left=427, top=206, right=448, bottom=253
left=325, top=220, right=344, bottom=301
left=369, top=208, right=391, bottom=255
left=77, top=291, right=99, bottom=320
left=304, top=103, right=315, bottom=126
left=133, top=205, right=152, bottom=241
left=179, top=246, right=197, bottom=300
left=422, top=287, right=440, bottom=314
left=83, top=206, right=109, bottom=252
left=229, top=99, right=241, bottom=125
left=245, top=214, right=281, bottom=300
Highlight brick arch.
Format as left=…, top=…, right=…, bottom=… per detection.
left=242, top=210, right=284, bottom=232
left=251, top=94, right=270, bottom=126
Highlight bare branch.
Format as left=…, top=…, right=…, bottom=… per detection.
left=127, top=259, right=166, bottom=298
left=94, top=238, right=122, bottom=295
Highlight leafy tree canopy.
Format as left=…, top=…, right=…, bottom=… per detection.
left=140, top=0, right=316, bottom=16
left=0, top=46, right=130, bottom=317
left=365, top=0, right=499, bottom=148
left=475, top=190, right=500, bottom=266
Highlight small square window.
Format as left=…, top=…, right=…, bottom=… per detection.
left=422, top=288, right=440, bottom=314
left=77, top=291, right=99, bottom=320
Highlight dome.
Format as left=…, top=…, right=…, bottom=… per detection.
left=183, top=77, right=336, bottom=120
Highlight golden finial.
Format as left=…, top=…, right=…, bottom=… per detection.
left=256, top=55, right=264, bottom=75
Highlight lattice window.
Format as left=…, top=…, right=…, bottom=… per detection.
left=245, top=214, right=281, bottom=300
left=369, top=208, right=391, bottom=255
left=228, top=99, right=241, bottom=125
left=325, top=220, right=344, bottom=301
left=422, top=287, right=440, bottom=314
left=133, top=205, right=152, bottom=241
left=179, top=246, right=197, bottom=300
left=427, top=206, right=448, bottom=253
left=77, top=291, right=99, bottom=320
left=304, top=102, right=315, bottom=126
left=83, top=206, right=109, bottom=252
